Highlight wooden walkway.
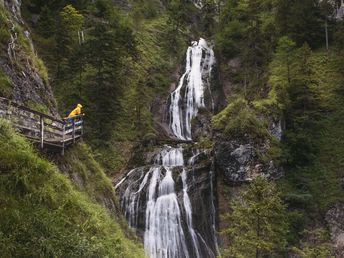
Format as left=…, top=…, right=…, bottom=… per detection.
left=0, top=97, right=83, bottom=154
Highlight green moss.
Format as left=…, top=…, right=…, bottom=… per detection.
left=25, top=100, right=49, bottom=114
left=0, top=7, right=10, bottom=46
left=1, top=5, right=49, bottom=83
left=0, top=119, right=144, bottom=257
left=0, top=70, right=12, bottom=98
left=196, top=136, right=214, bottom=149
left=15, top=24, right=49, bottom=83
left=212, top=97, right=269, bottom=140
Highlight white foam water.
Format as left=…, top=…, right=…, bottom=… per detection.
left=169, top=38, right=215, bottom=140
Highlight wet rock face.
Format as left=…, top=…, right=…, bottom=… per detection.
left=115, top=146, right=218, bottom=258
left=4, top=0, right=22, bottom=23
left=215, top=137, right=281, bottom=184
left=326, top=203, right=344, bottom=256
left=0, top=61, right=58, bottom=115
left=191, top=109, right=212, bottom=141
left=1, top=0, right=58, bottom=116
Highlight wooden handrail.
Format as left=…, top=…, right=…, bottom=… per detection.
left=0, top=97, right=84, bottom=154
left=0, top=97, right=63, bottom=123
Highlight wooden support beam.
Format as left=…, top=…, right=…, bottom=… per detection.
left=72, top=118, right=76, bottom=143
left=0, top=97, right=84, bottom=153
left=62, top=124, right=65, bottom=155
left=40, top=115, right=44, bottom=149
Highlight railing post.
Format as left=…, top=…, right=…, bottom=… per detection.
left=40, top=115, right=44, bottom=149
left=62, top=122, right=65, bottom=155
left=72, top=118, right=76, bottom=143
left=80, top=116, right=83, bottom=138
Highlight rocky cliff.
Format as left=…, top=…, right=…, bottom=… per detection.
left=0, top=0, right=57, bottom=116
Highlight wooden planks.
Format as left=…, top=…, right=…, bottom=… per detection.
left=0, top=97, right=84, bottom=154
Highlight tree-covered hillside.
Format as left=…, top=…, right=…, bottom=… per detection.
left=215, top=0, right=344, bottom=256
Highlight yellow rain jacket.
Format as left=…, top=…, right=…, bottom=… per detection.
left=68, top=104, right=83, bottom=118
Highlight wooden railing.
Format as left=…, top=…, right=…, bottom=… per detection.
left=0, top=97, right=83, bottom=154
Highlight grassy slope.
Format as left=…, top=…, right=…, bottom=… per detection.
left=56, top=142, right=118, bottom=205
left=0, top=119, right=144, bottom=257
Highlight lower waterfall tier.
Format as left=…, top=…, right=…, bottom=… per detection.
left=115, top=146, right=218, bottom=258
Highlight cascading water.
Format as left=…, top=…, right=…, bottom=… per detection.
left=169, top=38, right=215, bottom=140
left=116, top=38, right=218, bottom=258
left=144, top=151, right=189, bottom=258
left=182, top=168, right=201, bottom=258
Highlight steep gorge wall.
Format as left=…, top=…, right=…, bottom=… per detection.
left=0, top=0, right=58, bottom=116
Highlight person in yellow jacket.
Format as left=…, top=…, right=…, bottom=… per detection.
left=68, top=104, right=83, bottom=118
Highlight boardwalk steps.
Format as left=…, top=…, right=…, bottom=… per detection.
left=0, top=97, right=83, bottom=154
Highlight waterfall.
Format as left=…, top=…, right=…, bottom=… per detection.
left=116, top=38, right=218, bottom=258
left=182, top=168, right=201, bottom=258
left=169, top=38, right=215, bottom=140
left=144, top=147, right=189, bottom=258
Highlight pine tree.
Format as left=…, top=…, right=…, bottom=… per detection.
left=55, top=4, right=84, bottom=78
left=85, top=6, right=137, bottom=140
left=266, top=36, right=297, bottom=110
left=284, top=44, right=320, bottom=166
left=37, top=5, right=56, bottom=38
left=275, top=0, right=324, bottom=47
left=223, top=177, right=288, bottom=258
left=167, top=0, right=193, bottom=32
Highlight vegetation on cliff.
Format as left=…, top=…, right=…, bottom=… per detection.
left=222, top=177, right=288, bottom=257
left=216, top=0, right=344, bottom=255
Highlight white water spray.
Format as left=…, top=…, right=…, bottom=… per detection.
left=169, top=38, right=215, bottom=140
left=118, top=38, right=218, bottom=258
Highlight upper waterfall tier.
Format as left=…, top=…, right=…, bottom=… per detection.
left=169, top=38, right=215, bottom=141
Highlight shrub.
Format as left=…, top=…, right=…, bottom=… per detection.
left=212, top=97, right=269, bottom=140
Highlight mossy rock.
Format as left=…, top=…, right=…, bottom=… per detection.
left=0, top=70, right=11, bottom=98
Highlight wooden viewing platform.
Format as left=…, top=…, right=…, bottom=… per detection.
left=0, top=97, right=83, bottom=154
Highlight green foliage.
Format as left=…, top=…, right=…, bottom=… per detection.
left=20, top=0, right=187, bottom=172
left=215, top=0, right=344, bottom=254
left=0, top=70, right=12, bottom=98
left=291, top=229, right=333, bottom=258
left=201, top=0, right=217, bottom=37
left=1, top=4, right=49, bottom=83
left=222, top=177, right=288, bottom=257
left=283, top=44, right=321, bottom=166
left=60, top=142, right=116, bottom=202
left=275, top=0, right=324, bottom=47
left=26, top=100, right=49, bottom=114
left=167, top=0, right=195, bottom=32
left=55, top=4, right=84, bottom=77
left=196, top=136, right=214, bottom=149
left=253, top=36, right=296, bottom=113
left=0, top=8, right=10, bottom=46
left=276, top=49, right=344, bottom=250
left=0, top=119, right=144, bottom=257
left=216, top=0, right=278, bottom=96
left=212, top=97, right=269, bottom=140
